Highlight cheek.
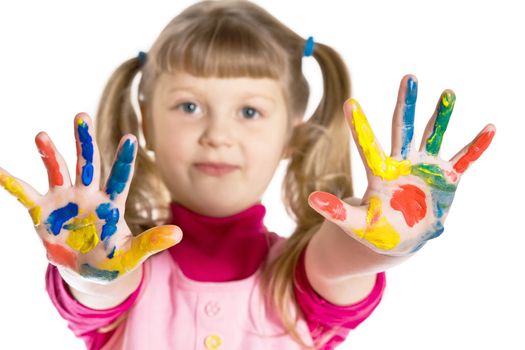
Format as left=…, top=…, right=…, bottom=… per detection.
left=153, top=124, right=193, bottom=163
left=152, top=131, right=196, bottom=189
left=244, top=137, right=284, bottom=180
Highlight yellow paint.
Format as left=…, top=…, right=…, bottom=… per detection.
left=65, top=213, right=99, bottom=253
left=350, top=99, right=412, bottom=180
left=29, top=206, right=41, bottom=226
left=0, top=171, right=41, bottom=225
left=98, top=225, right=178, bottom=274
left=0, top=171, right=35, bottom=208
left=354, top=196, right=400, bottom=250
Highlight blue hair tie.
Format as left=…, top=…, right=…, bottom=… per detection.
left=303, top=36, right=315, bottom=57
left=138, top=51, right=147, bottom=66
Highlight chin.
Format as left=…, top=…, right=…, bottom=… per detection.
left=198, top=200, right=254, bottom=217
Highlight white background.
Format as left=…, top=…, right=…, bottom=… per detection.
left=0, top=0, right=523, bottom=349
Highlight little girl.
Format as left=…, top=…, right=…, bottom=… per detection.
left=0, top=1, right=495, bottom=349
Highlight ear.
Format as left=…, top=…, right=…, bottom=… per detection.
left=292, top=113, right=303, bottom=127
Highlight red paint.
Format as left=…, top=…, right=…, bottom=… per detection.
left=369, top=208, right=381, bottom=226
left=36, top=138, right=64, bottom=186
left=309, top=191, right=347, bottom=221
left=43, top=240, right=77, bottom=270
left=453, top=131, right=495, bottom=173
left=390, top=184, right=427, bottom=227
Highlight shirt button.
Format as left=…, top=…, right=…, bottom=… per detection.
left=204, top=334, right=222, bottom=350
left=204, top=300, right=221, bottom=317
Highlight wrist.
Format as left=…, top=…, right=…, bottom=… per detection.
left=58, top=265, right=143, bottom=309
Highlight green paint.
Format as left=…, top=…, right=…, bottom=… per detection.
left=411, top=163, right=457, bottom=192
left=426, top=91, right=455, bottom=155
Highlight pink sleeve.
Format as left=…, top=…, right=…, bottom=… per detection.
left=45, top=264, right=144, bottom=350
left=294, top=249, right=386, bottom=350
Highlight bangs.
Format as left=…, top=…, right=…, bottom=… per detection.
left=155, top=17, right=287, bottom=79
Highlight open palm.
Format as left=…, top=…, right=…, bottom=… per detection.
left=308, top=75, right=495, bottom=256
left=0, top=113, right=182, bottom=282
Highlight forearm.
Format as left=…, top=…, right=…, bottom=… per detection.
left=305, top=197, right=408, bottom=305
left=58, top=265, right=143, bottom=310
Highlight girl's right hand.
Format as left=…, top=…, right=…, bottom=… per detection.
left=0, top=112, right=182, bottom=284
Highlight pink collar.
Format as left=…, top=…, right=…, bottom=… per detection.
left=168, top=202, right=277, bottom=282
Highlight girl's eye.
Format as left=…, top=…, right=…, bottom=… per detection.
left=177, top=102, right=200, bottom=114
left=241, top=107, right=261, bottom=120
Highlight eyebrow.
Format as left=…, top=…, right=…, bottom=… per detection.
left=166, top=86, right=197, bottom=94
left=166, top=87, right=278, bottom=104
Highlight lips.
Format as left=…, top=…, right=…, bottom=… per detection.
left=194, top=162, right=239, bottom=176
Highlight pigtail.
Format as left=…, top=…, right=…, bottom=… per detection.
left=95, top=57, right=171, bottom=236
left=284, top=42, right=353, bottom=232
left=262, top=40, right=354, bottom=350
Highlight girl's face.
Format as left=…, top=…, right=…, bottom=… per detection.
left=148, top=72, right=291, bottom=217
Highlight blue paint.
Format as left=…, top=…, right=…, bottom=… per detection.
left=80, top=263, right=119, bottom=281
left=410, top=222, right=445, bottom=254
left=78, top=121, right=94, bottom=186
left=409, top=188, right=454, bottom=254
left=107, top=246, right=116, bottom=259
left=431, top=189, right=456, bottom=219
left=96, top=203, right=119, bottom=240
left=401, top=77, right=417, bottom=159
left=420, top=221, right=445, bottom=243
left=82, top=164, right=94, bottom=186
left=410, top=240, right=426, bottom=253
left=106, top=139, right=135, bottom=200
left=46, top=202, right=79, bottom=235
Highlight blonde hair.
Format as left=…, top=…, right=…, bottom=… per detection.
left=95, top=1, right=353, bottom=349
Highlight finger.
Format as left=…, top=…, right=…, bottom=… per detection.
left=104, top=135, right=137, bottom=203
left=419, top=90, right=456, bottom=155
left=308, top=191, right=402, bottom=252
left=91, top=225, right=183, bottom=280
left=450, top=124, right=496, bottom=174
left=308, top=191, right=366, bottom=232
left=128, top=225, right=183, bottom=262
left=0, top=166, right=43, bottom=225
left=74, top=113, right=101, bottom=189
left=35, top=132, right=73, bottom=189
left=391, top=75, right=418, bottom=159
left=344, top=99, right=411, bottom=181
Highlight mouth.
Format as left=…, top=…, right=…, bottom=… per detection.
left=194, top=162, right=239, bottom=176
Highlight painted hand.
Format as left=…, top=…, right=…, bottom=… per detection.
left=308, top=75, right=495, bottom=256
left=0, top=113, right=182, bottom=282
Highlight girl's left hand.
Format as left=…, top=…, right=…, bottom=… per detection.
left=308, top=75, right=495, bottom=256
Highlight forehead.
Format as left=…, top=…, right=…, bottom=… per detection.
left=155, top=72, right=285, bottom=101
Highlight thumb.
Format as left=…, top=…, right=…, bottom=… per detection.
left=309, top=191, right=404, bottom=254
left=133, top=225, right=183, bottom=255
left=308, top=191, right=366, bottom=231
left=98, top=225, right=183, bottom=275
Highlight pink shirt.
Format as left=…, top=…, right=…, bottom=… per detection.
left=46, top=202, right=386, bottom=349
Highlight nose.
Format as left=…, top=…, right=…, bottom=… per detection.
left=198, top=116, right=233, bottom=148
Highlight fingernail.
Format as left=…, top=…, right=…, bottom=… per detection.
left=441, top=90, right=456, bottom=109
left=309, top=192, right=347, bottom=221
